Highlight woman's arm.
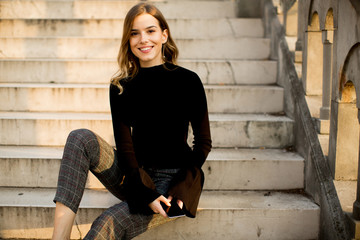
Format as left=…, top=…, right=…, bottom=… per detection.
left=167, top=72, right=212, bottom=217
left=189, top=72, right=212, bottom=167
left=109, top=84, right=162, bottom=214
left=109, top=84, right=138, bottom=171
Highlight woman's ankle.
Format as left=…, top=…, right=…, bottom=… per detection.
left=52, top=202, right=76, bottom=240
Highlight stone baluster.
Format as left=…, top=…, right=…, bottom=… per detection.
left=320, top=30, right=334, bottom=120
left=353, top=109, right=360, bottom=220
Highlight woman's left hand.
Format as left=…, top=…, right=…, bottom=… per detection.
left=167, top=195, right=183, bottom=209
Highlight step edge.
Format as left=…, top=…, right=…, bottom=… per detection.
left=0, top=188, right=320, bottom=210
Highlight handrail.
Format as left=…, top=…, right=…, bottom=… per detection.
left=262, top=0, right=351, bottom=239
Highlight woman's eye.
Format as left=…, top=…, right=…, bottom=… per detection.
left=130, top=32, right=138, bottom=36
left=148, top=29, right=155, bottom=33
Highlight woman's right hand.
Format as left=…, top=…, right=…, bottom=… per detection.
left=148, top=195, right=170, bottom=218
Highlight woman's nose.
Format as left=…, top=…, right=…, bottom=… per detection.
left=140, top=33, right=148, bottom=43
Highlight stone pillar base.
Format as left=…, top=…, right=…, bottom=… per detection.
left=346, top=212, right=360, bottom=240
left=314, top=118, right=330, bottom=134
left=320, top=106, right=331, bottom=120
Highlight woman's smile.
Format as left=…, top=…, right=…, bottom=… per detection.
left=139, top=46, right=153, bottom=53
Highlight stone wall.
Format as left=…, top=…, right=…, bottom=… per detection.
left=262, top=0, right=351, bottom=239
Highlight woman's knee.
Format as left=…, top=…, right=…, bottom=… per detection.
left=67, top=129, right=98, bottom=149
left=64, top=129, right=100, bottom=164
left=68, top=129, right=96, bottom=142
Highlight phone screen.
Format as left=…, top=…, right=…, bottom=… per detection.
left=161, top=200, right=185, bottom=218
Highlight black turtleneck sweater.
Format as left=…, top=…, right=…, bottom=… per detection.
left=109, top=63, right=212, bottom=215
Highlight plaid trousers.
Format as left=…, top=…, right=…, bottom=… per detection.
left=54, top=129, right=180, bottom=240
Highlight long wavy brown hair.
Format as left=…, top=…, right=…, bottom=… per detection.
left=111, top=3, right=179, bottom=93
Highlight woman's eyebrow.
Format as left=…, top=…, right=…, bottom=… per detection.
left=131, top=25, right=158, bottom=31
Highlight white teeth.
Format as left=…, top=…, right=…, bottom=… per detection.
left=140, top=47, right=151, bottom=51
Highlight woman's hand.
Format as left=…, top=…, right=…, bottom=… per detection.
left=168, top=195, right=183, bottom=209
left=148, top=195, right=170, bottom=218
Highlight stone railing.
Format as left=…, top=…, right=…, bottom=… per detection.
left=261, top=0, right=350, bottom=239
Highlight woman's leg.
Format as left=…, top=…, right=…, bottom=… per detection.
left=52, top=129, right=124, bottom=239
left=52, top=202, right=76, bottom=240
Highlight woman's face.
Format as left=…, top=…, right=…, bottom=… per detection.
left=129, top=13, right=168, bottom=68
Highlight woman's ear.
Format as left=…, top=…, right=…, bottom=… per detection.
left=162, top=29, right=168, bottom=44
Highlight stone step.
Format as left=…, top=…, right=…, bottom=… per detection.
left=0, top=18, right=264, bottom=38
left=0, top=146, right=304, bottom=190
left=0, top=59, right=277, bottom=85
left=0, top=83, right=284, bottom=114
left=0, top=112, right=294, bottom=148
left=0, top=37, right=271, bottom=60
left=0, top=188, right=320, bottom=239
left=0, top=0, right=238, bottom=20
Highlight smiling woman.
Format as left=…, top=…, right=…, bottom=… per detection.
left=52, top=2, right=211, bottom=240
left=111, top=3, right=178, bottom=94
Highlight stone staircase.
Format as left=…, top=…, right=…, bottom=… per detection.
left=0, top=0, right=320, bottom=239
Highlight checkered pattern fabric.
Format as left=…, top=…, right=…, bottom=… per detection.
left=54, top=129, right=180, bottom=239
left=54, top=129, right=125, bottom=213
left=84, top=201, right=153, bottom=240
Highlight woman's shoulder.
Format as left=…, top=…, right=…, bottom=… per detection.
left=109, top=79, right=131, bottom=98
left=110, top=76, right=133, bottom=89
left=166, top=63, right=200, bottom=80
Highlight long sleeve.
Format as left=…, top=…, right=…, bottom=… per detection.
left=109, top=84, right=138, bottom=172
left=167, top=72, right=212, bottom=217
left=189, top=73, right=212, bottom=168
left=109, top=84, right=160, bottom=214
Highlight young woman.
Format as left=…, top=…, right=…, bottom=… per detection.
left=52, top=3, right=212, bottom=239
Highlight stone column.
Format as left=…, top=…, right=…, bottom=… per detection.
left=295, top=0, right=304, bottom=51
left=303, top=29, right=323, bottom=95
left=280, top=0, right=297, bottom=36
left=320, top=30, right=334, bottom=119
left=353, top=109, right=360, bottom=220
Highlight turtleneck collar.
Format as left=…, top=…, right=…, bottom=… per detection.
left=139, top=62, right=176, bottom=72
left=139, top=63, right=166, bottom=71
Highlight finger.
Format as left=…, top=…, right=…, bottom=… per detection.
left=159, top=196, right=171, bottom=207
left=167, top=195, right=173, bottom=203
left=149, top=196, right=168, bottom=214
left=177, top=199, right=184, bottom=209
left=158, top=207, right=168, bottom=218
left=149, top=201, right=159, bottom=214
left=151, top=207, right=159, bottom=214
left=156, top=198, right=168, bottom=218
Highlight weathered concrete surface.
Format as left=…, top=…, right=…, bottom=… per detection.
left=334, top=180, right=357, bottom=213
left=0, top=0, right=320, bottom=238
left=0, top=83, right=284, bottom=113
left=0, top=188, right=319, bottom=240
left=0, top=112, right=294, bottom=148
left=0, top=18, right=264, bottom=39
left=263, top=0, right=350, bottom=238
left=0, top=37, right=271, bottom=60
left=0, top=59, right=277, bottom=85
left=331, top=102, right=359, bottom=180
left=0, top=0, right=238, bottom=19
left=0, top=146, right=304, bottom=190
left=299, top=2, right=360, bottom=237
left=318, top=134, right=329, bottom=156
left=302, top=31, right=323, bottom=95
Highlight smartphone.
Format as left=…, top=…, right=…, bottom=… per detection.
left=160, top=199, right=185, bottom=218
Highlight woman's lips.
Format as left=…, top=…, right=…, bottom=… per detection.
left=139, top=46, right=153, bottom=53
